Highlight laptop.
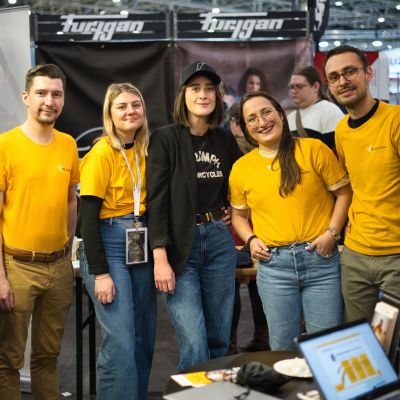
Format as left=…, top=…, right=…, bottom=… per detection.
left=296, top=319, right=400, bottom=400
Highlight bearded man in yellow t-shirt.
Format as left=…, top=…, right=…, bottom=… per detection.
left=324, top=45, right=400, bottom=322
left=0, top=64, right=79, bottom=400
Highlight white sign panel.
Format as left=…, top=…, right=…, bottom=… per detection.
left=0, top=7, right=31, bottom=133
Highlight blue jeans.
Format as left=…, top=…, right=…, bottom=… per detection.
left=257, top=242, right=343, bottom=350
left=80, top=214, right=157, bottom=400
left=164, top=219, right=236, bottom=371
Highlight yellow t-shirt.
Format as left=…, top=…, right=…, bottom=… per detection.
left=80, top=137, right=146, bottom=219
left=229, top=138, right=346, bottom=246
left=335, top=101, right=400, bottom=255
left=0, top=127, right=79, bottom=252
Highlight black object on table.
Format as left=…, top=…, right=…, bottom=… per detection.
left=164, top=351, right=317, bottom=400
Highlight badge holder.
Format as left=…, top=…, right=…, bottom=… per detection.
left=120, top=146, right=148, bottom=265
left=126, top=223, right=148, bottom=265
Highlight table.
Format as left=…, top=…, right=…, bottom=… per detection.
left=164, top=351, right=317, bottom=400
left=236, top=265, right=258, bottom=284
left=73, top=261, right=97, bottom=400
left=235, top=252, right=258, bottom=284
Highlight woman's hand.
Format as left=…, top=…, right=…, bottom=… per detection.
left=221, top=206, right=232, bottom=225
left=154, top=259, right=175, bottom=295
left=153, top=247, right=175, bottom=295
left=249, top=238, right=271, bottom=262
left=95, top=273, right=115, bottom=304
left=309, top=231, right=336, bottom=258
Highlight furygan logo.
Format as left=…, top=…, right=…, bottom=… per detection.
left=366, top=145, right=387, bottom=153
left=60, top=15, right=144, bottom=41
left=200, top=12, right=284, bottom=40
left=58, top=164, right=71, bottom=173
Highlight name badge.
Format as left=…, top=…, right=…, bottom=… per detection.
left=125, top=226, right=148, bottom=265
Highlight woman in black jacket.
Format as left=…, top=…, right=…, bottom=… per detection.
left=147, top=62, right=242, bottom=371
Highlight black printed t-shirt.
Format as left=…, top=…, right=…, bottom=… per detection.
left=190, top=133, right=225, bottom=213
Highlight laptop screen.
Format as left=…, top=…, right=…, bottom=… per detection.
left=297, top=320, right=399, bottom=400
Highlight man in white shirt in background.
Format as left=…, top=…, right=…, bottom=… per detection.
left=288, top=65, right=344, bottom=150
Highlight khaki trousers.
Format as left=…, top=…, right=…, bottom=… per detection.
left=341, top=246, right=400, bottom=323
left=0, top=254, right=73, bottom=400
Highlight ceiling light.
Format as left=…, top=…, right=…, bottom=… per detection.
left=334, top=40, right=341, bottom=47
left=377, top=17, right=385, bottom=23
left=277, top=36, right=284, bottom=40
left=56, top=31, right=64, bottom=35
left=335, top=1, right=343, bottom=5
left=211, top=8, right=220, bottom=13
left=372, top=40, right=382, bottom=47
left=112, top=0, right=121, bottom=3
left=396, top=5, right=400, bottom=10
left=319, top=41, right=329, bottom=48
left=387, top=45, right=393, bottom=49
left=120, top=10, right=128, bottom=15
left=8, top=0, right=17, bottom=4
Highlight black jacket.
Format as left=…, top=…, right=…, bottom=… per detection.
left=147, top=124, right=242, bottom=274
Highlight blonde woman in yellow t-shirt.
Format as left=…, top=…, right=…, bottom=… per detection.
left=229, top=91, right=352, bottom=350
left=78, top=83, right=156, bottom=400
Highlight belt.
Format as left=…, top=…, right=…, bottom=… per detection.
left=196, top=209, right=225, bottom=224
left=3, top=244, right=69, bottom=263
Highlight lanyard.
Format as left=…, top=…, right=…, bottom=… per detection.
left=120, top=145, right=141, bottom=217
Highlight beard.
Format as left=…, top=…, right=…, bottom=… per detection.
left=36, top=109, right=59, bottom=125
left=336, top=84, right=367, bottom=108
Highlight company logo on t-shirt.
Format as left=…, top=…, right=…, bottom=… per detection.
left=367, top=144, right=387, bottom=153
left=58, top=164, right=71, bottom=173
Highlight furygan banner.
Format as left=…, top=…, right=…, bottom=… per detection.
left=176, top=11, right=308, bottom=40
left=34, top=13, right=168, bottom=41
left=34, top=11, right=309, bottom=42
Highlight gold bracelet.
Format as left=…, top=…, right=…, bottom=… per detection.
left=326, top=225, right=340, bottom=241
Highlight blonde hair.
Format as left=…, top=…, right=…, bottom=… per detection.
left=102, top=82, right=149, bottom=156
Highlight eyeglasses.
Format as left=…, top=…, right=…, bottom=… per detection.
left=245, top=109, right=272, bottom=128
left=326, top=66, right=366, bottom=87
left=288, top=83, right=310, bottom=91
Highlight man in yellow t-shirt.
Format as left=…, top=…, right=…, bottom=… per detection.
left=324, top=45, right=400, bottom=322
left=0, top=64, right=79, bottom=400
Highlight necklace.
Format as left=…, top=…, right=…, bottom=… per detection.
left=258, top=148, right=278, bottom=170
left=258, top=148, right=278, bottom=158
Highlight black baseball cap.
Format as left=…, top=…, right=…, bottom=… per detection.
left=179, top=62, right=221, bottom=88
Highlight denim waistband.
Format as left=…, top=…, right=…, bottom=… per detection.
left=269, top=241, right=310, bottom=250
left=268, top=241, right=338, bottom=255
left=101, top=213, right=147, bottom=225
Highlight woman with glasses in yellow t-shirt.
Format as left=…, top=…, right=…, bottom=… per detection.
left=229, top=91, right=352, bottom=350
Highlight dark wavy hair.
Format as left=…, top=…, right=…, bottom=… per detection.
left=239, top=91, right=301, bottom=197
left=237, top=67, right=271, bottom=96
